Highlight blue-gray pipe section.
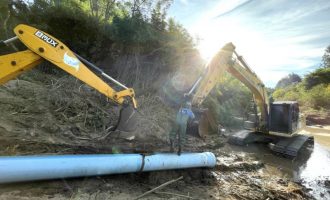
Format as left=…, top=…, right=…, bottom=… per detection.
left=0, top=152, right=216, bottom=183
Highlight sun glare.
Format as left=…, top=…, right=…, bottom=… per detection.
left=194, top=19, right=238, bottom=61
left=192, top=18, right=287, bottom=86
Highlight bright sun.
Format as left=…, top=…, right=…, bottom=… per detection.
left=192, top=19, right=290, bottom=87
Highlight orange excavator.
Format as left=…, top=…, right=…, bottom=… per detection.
left=0, top=24, right=138, bottom=132
left=184, top=43, right=313, bottom=157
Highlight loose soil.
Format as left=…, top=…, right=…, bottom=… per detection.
left=0, top=72, right=321, bottom=199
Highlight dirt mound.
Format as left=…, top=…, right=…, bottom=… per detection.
left=306, top=114, right=330, bottom=126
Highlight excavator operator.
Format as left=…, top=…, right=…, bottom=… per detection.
left=169, top=101, right=195, bottom=155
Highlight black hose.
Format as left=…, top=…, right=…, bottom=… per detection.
left=0, top=40, right=6, bottom=47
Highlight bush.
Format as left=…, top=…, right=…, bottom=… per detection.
left=203, top=73, right=252, bottom=128
left=273, top=45, right=330, bottom=111
left=1, top=0, right=200, bottom=93
left=304, top=67, right=330, bottom=89
left=273, top=82, right=330, bottom=110
left=304, top=84, right=330, bottom=109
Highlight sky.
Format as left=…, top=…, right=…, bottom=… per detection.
left=168, top=0, right=330, bottom=87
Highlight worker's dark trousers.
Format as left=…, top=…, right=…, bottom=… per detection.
left=169, top=122, right=187, bottom=146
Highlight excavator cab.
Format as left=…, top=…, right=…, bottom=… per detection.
left=269, top=101, right=299, bottom=135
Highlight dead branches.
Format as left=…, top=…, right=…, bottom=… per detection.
left=135, top=176, right=183, bottom=199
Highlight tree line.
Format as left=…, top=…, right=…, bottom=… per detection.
left=273, top=46, right=330, bottom=110
left=0, top=0, right=202, bottom=93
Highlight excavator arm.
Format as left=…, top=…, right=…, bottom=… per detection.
left=189, top=43, right=269, bottom=132
left=0, top=24, right=137, bottom=132
left=186, top=43, right=311, bottom=157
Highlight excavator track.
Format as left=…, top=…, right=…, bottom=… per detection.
left=228, top=130, right=314, bottom=157
left=270, top=135, right=314, bottom=157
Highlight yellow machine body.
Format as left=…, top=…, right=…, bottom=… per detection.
left=0, top=24, right=136, bottom=107
left=191, top=43, right=269, bottom=133
left=0, top=50, right=42, bottom=84
left=0, top=24, right=138, bottom=132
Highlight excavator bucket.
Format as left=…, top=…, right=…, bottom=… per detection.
left=116, top=105, right=138, bottom=132
left=200, top=109, right=218, bottom=136
left=187, top=109, right=217, bottom=138
left=198, top=114, right=210, bottom=137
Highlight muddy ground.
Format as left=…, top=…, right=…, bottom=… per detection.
left=0, top=136, right=312, bottom=200
left=0, top=71, right=321, bottom=199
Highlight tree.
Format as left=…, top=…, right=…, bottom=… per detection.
left=90, top=0, right=99, bottom=17
left=304, top=67, right=330, bottom=89
left=321, top=45, right=330, bottom=68
left=103, top=0, right=116, bottom=22
left=275, top=73, right=301, bottom=89
left=151, top=0, right=172, bottom=31
left=304, top=45, right=330, bottom=89
left=0, top=0, right=200, bottom=91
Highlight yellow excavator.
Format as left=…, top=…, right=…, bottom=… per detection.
left=0, top=24, right=138, bottom=132
left=185, top=43, right=312, bottom=157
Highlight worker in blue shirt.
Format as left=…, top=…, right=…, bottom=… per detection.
left=169, top=102, right=195, bottom=155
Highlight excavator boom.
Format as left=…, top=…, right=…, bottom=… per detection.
left=186, top=42, right=312, bottom=157
left=0, top=50, right=42, bottom=84
left=191, top=43, right=268, bottom=131
left=0, top=24, right=138, bottom=132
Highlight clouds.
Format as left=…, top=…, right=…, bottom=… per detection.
left=178, top=0, right=189, bottom=5
left=168, top=0, right=330, bottom=87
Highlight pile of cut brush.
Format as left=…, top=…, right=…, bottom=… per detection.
left=0, top=69, right=176, bottom=155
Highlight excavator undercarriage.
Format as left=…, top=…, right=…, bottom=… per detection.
left=229, top=130, right=313, bottom=157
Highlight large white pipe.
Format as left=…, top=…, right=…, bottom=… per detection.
left=0, top=152, right=216, bottom=183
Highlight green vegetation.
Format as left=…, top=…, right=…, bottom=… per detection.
left=0, top=0, right=200, bottom=139
left=273, top=83, right=330, bottom=110
left=206, top=45, right=330, bottom=128
left=273, top=45, right=330, bottom=111
left=304, top=67, right=330, bottom=89
left=1, top=0, right=328, bottom=129
left=204, top=73, right=253, bottom=128
left=0, top=0, right=201, bottom=93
